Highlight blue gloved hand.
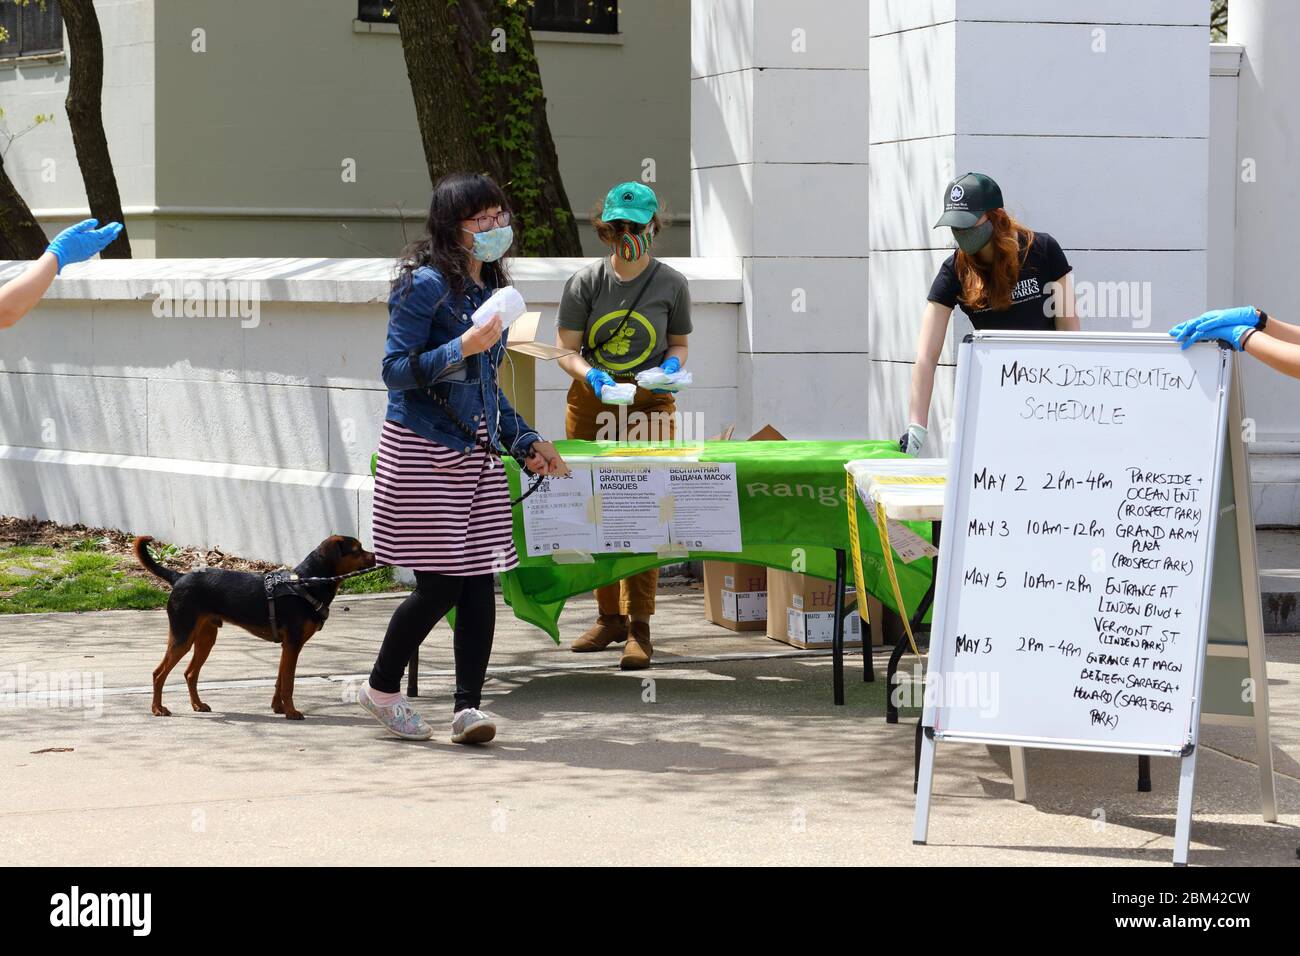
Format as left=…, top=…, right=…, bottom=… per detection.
left=646, top=354, right=682, bottom=393
left=46, top=218, right=123, bottom=273
left=586, top=367, right=615, bottom=399
left=1170, top=306, right=1258, bottom=346
left=1179, top=321, right=1256, bottom=352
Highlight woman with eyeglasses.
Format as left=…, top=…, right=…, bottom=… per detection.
left=554, top=181, right=692, bottom=669
left=359, top=172, right=569, bottom=745
left=902, top=172, right=1078, bottom=455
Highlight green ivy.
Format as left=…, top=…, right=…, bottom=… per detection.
left=471, top=0, right=570, bottom=255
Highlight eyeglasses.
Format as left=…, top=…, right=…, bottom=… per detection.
left=465, top=210, right=512, bottom=232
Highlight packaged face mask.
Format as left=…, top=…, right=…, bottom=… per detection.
left=634, top=368, right=693, bottom=391
left=471, top=285, right=527, bottom=329
left=600, top=382, right=638, bottom=405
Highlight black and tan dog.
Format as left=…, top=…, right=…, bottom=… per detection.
left=134, top=535, right=376, bottom=720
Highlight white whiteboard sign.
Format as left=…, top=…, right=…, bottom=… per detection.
left=924, top=333, right=1231, bottom=756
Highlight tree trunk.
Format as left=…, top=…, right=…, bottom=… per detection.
left=0, top=153, right=48, bottom=259
left=397, top=0, right=582, bottom=256
left=60, top=0, right=131, bottom=258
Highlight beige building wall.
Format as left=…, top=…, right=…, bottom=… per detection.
left=3, top=0, right=689, bottom=259
left=533, top=0, right=692, bottom=257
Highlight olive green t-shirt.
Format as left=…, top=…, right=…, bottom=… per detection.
left=556, top=258, right=693, bottom=375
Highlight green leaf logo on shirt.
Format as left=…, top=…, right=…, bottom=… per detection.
left=589, top=309, right=657, bottom=371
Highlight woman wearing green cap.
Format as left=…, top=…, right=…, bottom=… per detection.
left=901, top=172, right=1078, bottom=455
left=554, top=181, right=692, bottom=669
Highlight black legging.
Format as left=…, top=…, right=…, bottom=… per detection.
left=369, top=571, right=496, bottom=713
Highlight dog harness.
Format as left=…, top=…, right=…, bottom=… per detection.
left=263, top=570, right=330, bottom=644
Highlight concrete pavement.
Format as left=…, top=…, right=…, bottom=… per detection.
left=1, top=585, right=1297, bottom=866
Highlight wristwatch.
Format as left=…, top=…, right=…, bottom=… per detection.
left=1256, top=309, right=1269, bottom=331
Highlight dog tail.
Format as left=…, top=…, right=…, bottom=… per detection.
left=133, top=536, right=181, bottom=586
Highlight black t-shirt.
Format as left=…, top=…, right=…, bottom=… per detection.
left=927, top=231, right=1072, bottom=331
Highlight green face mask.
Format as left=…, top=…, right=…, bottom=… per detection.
left=952, top=221, right=993, bottom=255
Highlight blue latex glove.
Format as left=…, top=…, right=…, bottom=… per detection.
left=646, top=354, right=682, bottom=393
left=586, top=367, right=615, bottom=399
left=1179, top=321, right=1256, bottom=352
left=1170, top=306, right=1258, bottom=345
left=46, top=218, right=123, bottom=272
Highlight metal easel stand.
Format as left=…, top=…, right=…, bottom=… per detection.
left=888, top=519, right=942, bottom=724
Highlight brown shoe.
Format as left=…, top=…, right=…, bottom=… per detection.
left=571, top=614, right=628, bottom=652
left=620, top=620, right=653, bottom=670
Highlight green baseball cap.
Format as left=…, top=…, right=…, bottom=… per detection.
left=934, top=172, right=1004, bottom=228
left=601, top=181, right=658, bottom=225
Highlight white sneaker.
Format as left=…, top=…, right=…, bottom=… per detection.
left=451, top=707, right=497, bottom=745
left=358, top=684, right=433, bottom=741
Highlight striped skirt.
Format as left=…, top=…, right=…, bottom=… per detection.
left=371, top=419, right=518, bottom=575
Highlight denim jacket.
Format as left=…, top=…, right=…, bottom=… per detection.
left=381, top=266, right=542, bottom=458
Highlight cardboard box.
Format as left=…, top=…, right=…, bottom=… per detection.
left=504, top=312, right=577, bottom=361
left=766, top=568, right=884, bottom=650
left=703, top=561, right=768, bottom=631
left=700, top=424, right=786, bottom=632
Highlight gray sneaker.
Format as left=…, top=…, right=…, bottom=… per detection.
left=358, top=684, right=433, bottom=740
left=451, top=707, right=497, bottom=745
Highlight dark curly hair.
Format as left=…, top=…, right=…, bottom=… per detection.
left=393, top=172, right=513, bottom=309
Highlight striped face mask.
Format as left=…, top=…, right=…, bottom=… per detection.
left=617, top=225, right=655, bottom=262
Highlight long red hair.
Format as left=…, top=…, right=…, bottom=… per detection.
left=955, top=208, right=1034, bottom=311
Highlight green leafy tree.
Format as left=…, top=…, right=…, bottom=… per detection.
left=0, top=0, right=131, bottom=259
left=0, top=107, right=53, bottom=259
left=393, top=0, right=581, bottom=256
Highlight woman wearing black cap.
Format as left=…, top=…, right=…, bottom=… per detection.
left=901, top=172, right=1078, bottom=455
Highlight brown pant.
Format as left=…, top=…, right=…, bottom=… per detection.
left=566, top=378, right=677, bottom=617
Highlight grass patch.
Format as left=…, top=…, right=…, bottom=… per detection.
left=339, top=565, right=404, bottom=594
left=0, top=546, right=168, bottom=613
left=0, top=517, right=409, bottom=613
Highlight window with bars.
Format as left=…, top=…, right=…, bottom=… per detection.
left=528, top=1, right=618, bottom=34
left=0, top=0, right=63, bottom=58
left=356, top=1, right=395, bottom=25
left=356, top=2, right=618, bottom=34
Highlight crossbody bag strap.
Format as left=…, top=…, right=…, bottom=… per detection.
left=583, top=260, right=662, bottom=370
left=406, top=289, right=499, bottom=454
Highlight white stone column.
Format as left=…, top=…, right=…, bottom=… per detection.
left=868, top=0, right=1210, bottom=457
left=690, top=0, right=869, bottom=438
left=1230, top=1, right=1300, bottom=524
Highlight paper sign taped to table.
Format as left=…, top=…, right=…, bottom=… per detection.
left=665, top=462, right=742, bottom=552
left=520, top=466, right=599, bottom=555
left=862, top=486, right=939, bottom=563
left=883, top=517, right=939, bottom=562
left=594, top=465, right=671, bottom=553
left=522, top=460, right=743, bottom=557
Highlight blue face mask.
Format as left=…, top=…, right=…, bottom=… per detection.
left=465, top=224, right=513, bottom=263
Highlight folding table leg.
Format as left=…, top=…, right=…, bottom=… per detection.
left=832, top=548, right=846, bottom=705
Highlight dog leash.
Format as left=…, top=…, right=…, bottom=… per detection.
left=421, top=386, right=547, bottom=506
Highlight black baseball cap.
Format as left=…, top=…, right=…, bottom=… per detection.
left=933, top=172, right=1004, bottom=228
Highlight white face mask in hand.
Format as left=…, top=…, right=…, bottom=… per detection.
left=601, top=382, right=637, bottom=405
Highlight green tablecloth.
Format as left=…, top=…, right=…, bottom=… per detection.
left=500, top=439, right=936, bottom=642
